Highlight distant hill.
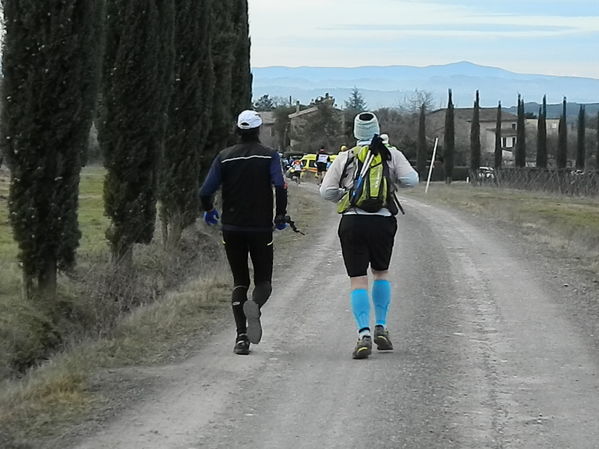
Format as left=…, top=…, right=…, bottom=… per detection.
left=506, top=102, right=599, bottom=121
left=252, top=61, right=599, bottom=110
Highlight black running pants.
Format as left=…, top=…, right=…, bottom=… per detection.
left=222, top=230, right=274, bottom=334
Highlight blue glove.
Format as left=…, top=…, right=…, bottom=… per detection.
left=274, top=214, right=287, bottom=231
left=203, top=209, right=219, bottom=226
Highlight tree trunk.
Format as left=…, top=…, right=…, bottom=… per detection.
left=21, top=270, right=34, bottom=300
left=111, top=243, right=133, bottom=268
left=160, top=203, right=169, bottom=248
left=37, top=259, right=57, bottom=300
left=166, top=212, right=184, bottom=250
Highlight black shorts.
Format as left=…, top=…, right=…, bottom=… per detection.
left=338, top=215, right=397, bottom=277
left=316, top=162, right=327, bottom=173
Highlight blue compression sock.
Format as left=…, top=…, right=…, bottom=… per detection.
left=351, top=289, right=370, bottom=331
left=372, top=280, right=391, bottom=327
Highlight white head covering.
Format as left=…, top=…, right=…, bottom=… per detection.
left=353, top=112, right=380, bottom=141
left=237, top=110, right=263, bottom=129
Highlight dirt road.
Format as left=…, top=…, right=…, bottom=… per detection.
left=72, top=186, right=599, bottom=449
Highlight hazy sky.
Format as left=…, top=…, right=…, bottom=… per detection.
left=249, top=0, right=599, bottom=78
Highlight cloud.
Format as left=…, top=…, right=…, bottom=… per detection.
left=248, top=0, right=599, bottom=77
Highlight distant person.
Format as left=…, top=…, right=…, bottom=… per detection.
left=288, top=158, right=303, bottom=184
left=200, top=110, right=289, bottom=355
left=315, top=146, right=330, bottom=184
left=319, top=112, right=419, bottom=359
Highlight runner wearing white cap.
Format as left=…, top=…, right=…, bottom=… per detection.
left=200, top=110, right=288, bottom=355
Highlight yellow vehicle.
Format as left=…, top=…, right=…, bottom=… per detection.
left=300, top=153, right=337, bottom=173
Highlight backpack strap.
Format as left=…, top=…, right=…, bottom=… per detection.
left=338, top=147, right=359, bottom=187
left=382, top=155, right=405, bottom=215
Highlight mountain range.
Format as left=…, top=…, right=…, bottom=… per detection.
left=252, top=61, right=599, bottom=113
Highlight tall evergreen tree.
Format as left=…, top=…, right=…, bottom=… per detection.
left=494, top=101, right=502, bottom=168
left=344, top=87, right=367, bottom=112
left=536, top=95, right=547, bottom=168
left=159, top=0, right=213, bottom=247
left=202, top=0, right=236, bottom=174
left=1, top=0, right=103, bottom=297
left=303, top=100, right=342, bottom=151
left=576, top=105, right=586, bottom=170
left=230, top=0, right=252, bottom=115
left=273, top=105, right=295, bottom=150
left=253, top=94, right=276, bottom=112
left=515, top=94, right=526, bottom=168
left=470, top=90, right=481, bottom=172
left=444, top=89, right=455, bottom=184
left=416, top=103, right=427, bottom=175
left=100, top=0, right=175, bottom=261
left=344, top=87, right=367, bottom=141
left=557, top=97, right=568, bottom=169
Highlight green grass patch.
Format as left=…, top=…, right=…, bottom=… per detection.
left=78, top=166, right=109, bottom=256
left=0, top=169, right=17, bottom=262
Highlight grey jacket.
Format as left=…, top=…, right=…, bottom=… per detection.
left=319, top=143, right=419, bottom=215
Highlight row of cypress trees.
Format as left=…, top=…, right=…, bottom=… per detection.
left=423, top=90, right=599, bottom=184
left=1, top=0, right=251, bottom=299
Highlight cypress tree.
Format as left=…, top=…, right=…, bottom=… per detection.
left=536, top=95, right=547, bottom=168
left=159, top=0, right=214, bottom=247
left=557, top=97, right=568, bottom=169
left=230, top=0, right=252, bottom=114
left=576, top=105, right=586, bottom=170
left=444, top=89, right=455, bottom=184
left=494, top=101, right=502, bottom=169
left=202, top=0, right=236, bottom=174
left=1, top=1, right=103, bottom=297
left=416, top=103, right=427, bottom=176
left=100, top=0, right=175, bottom=262
left=470, top=90, right=481, bottom=172
left=515, top=94, right=526, bottom=168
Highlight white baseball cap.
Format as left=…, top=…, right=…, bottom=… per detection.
left=237, top=110, right=262, bottom=129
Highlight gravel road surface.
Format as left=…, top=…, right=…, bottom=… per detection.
left=72, top=186, right=599, bottom=449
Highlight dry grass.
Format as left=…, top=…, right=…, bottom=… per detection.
left=1, top=271, right=231, bottom=444
left=406, top=182, right=599, bottom=275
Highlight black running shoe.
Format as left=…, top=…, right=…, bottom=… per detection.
left=373, top=325, right=393, bottom=351
left=243, top=300, right=262, bottom=344
left=352, top=335, right=372, bottom=359
left=234, top=334, right=250, bottom=355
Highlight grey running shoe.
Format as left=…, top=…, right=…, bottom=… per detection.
left=373, top=325, right=393, bottom=350
left=352, top=335, right=372, bottom=359
left=243, top=300, right=262, bottom=344
left=234, top=334, right=250, bottom=355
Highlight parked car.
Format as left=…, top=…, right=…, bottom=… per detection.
left=478, top=166, right=495, bottom=180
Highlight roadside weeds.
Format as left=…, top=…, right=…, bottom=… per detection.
left=405, top=182, right=599, bottom=277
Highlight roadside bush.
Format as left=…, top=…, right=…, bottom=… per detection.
left=0, top=225, right=223, bottom=380
left=0, top=296, right=61, bottom=378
